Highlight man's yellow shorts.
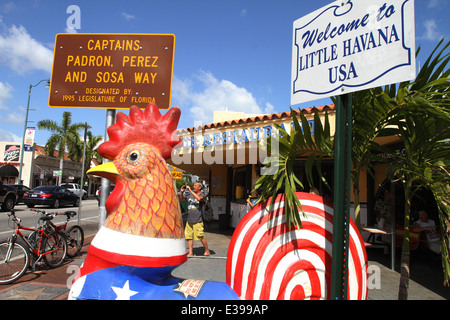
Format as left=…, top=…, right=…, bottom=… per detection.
left=185, top=222, right=204, bottom=240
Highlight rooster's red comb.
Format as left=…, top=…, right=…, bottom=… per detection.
left=98, top=103, right=181, bottom=160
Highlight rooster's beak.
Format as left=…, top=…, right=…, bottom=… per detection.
left=87, top=161, right=120, bottom=182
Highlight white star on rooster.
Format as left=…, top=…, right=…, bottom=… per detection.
left=111, top=280, right=139, bottom=300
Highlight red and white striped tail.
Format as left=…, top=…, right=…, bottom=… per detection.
left=226, top=192, right=368, bottom=300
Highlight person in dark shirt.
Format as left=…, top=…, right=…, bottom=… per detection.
left=180, top=182, right=210, bottom=256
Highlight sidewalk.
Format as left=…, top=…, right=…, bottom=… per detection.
left=0, top=223, right=447, bottom=300
left=0, top=234, right=94, bottom=300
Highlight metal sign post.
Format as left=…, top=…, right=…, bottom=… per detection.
left=77, top=122, right=88, bottom=225
left=47, top=33, right=176, bottom=229
left=291, top=0, right=415, bottom=300
left=330, top=93, right=352, bottom=299
left=98, top=109, right=116, bottom=229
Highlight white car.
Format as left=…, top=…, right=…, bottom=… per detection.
left=60, top=183, right=87, bottom=199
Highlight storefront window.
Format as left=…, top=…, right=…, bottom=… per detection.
left=1, top=177, right=15, bottom=184
left=232, top=165, right=252, bottom=202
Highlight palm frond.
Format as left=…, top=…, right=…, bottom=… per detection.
left=254, top=108, right=333, bottom=230
left=38, top=111, right=86, bottom=160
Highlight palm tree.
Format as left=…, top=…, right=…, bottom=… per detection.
left=255, top=39, right=450, bottom=300
left=254, top=87, right=400, bottom=231
left=342, top=39, right=450, bottom=299
left=385, top=106, right=449, bottom=299
left=430, top=165, right=450, bottom=288
left=37, top=111, right=85, bottom=185
left=343, top=86, right=402, bottom=228
left=381, top=39, right=450, bottom=299
left=254, top=107, right=333, bottom=228
left=80, top=130, right=103, bottom=180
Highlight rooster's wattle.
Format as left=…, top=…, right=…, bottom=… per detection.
left=69, top=104, right=238, bottom=300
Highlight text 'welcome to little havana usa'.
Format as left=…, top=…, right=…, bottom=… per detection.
left=292, top=0, right=415, bottom=104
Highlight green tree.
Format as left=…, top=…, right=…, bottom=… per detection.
left=255, top=39, right=450, bottom=300
left=37, top=111, right=85, bottom=184
left=344, top=87, right=401, bottom=228
left=254, top=89, right=400, bottom=231
left=80, top=130, right=103, bottom=181
left=385, top=106, right=449, bottom=299
left=381, top=39, right=450, bottom=299
left=254, top=107, right=333, bottom=228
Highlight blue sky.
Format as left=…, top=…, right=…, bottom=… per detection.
left=0, top=0, right=448, bottom=147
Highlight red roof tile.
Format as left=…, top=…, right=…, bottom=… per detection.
left=179, top=104, right=335, bottom=133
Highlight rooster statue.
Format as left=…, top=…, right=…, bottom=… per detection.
left=69, top=103, right=368, bottom=300
left=69, top=104, right=238, bottom=300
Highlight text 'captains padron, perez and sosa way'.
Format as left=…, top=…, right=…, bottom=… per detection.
left=48, top=34, right=175, bottom=110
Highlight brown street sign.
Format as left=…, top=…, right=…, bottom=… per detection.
left=49, top=33, right=175, bottom=110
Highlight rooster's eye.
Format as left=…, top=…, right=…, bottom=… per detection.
left=127, top=150, right=141, bottom=164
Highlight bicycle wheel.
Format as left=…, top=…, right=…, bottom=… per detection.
left=66, top=225, right=84, bottom=258
left=42, top=231, right=67, bottom=268
left=0, top=240, right=30, bottom=284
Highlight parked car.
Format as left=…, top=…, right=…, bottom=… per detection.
left=6, top=184, right=30, bottom=204
left=60, top=183, right=87, bottom=199
left=23, top=186, right=80, bottom=208
left=0, top=182, right=17, bottom=211
left=96, top=184, right=115, bottom=205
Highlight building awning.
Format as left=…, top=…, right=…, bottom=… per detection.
left=64, top=170, right=80, bottom=178
left=34, top=164, right=52, bottom=175
left=0, top=164, right=19, bottom=177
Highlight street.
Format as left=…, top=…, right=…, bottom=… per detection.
left=0, top=198, right=101, bottom=243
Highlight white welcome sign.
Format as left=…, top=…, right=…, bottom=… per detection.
left=291, top=0, right=415, bottom=105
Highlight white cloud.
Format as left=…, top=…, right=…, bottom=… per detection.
left=0, top=81, right=25, bottom=124
left=0, top=25, right=53, bottom=74
left=0, top=128, right=21, bottom=142
left=0, top=112, right=24, bottom=124
left=1, top=2, right=16, bottom=14
left=122, top=12, right=136, bottom=21
left=427, top=0, right=440, bottom=9
left=173, top=71, right=270, bottom=124
left=264, top=102, right=275, bottom=114
left=0, top=81, right=13, bottom=110
left=172, top=76, right=193, bottom=106
left=418, top=19, right=443, bottom=41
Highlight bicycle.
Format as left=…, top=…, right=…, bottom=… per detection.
left=29, top=209, right=84, bottom=258
left=0, top=210, right=67, bottom=285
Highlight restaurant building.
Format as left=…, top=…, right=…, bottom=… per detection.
left=170, top=105, right=354, bottom=228
left=171, top=104, right=439, bottom=233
